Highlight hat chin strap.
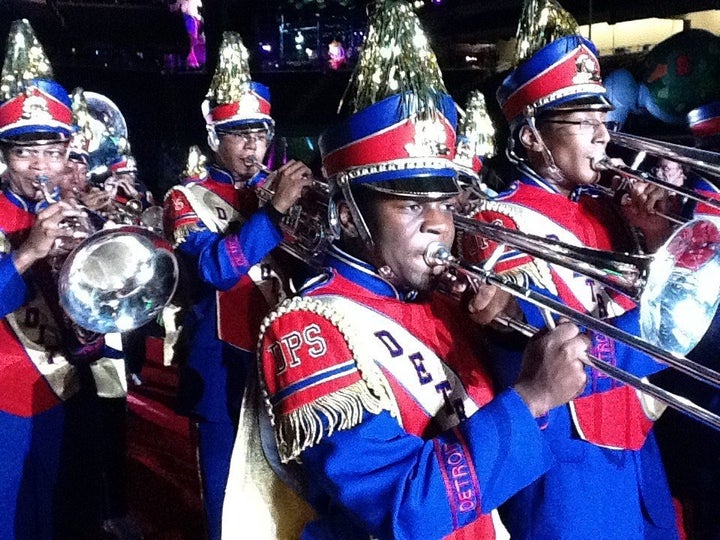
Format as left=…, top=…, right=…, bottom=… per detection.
left=523, top=106, right=561, bottom=177
left=336, top=172, right=374, bottom=247
left=207, top=125, right=220, bottom=152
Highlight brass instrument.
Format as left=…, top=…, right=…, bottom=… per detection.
left=592, top=157, right=720, bottom=217
left=58, top=225, right=178, bottom=333
left=610, top=131, right=720, bottom=179
left=36, top=175, right=178, bottom=334
left=247, top=159, right=336, bottom=265
left=590, top=131, right=720, bottom=223
left=35, top=175, right=96, bottom=259
left=425, top=215, right=720, bottom=431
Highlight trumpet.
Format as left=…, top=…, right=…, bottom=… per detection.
left=34, top=175, right=96, bottom=258
left=426, top=214, right=720, bottom=431
left=245, top=158, right=336, bottom=265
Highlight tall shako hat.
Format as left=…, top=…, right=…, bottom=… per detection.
left=688, top=101, right=720, bottom=142
left=319, top=0, right=460, bottom=206
left=455, top=90, right=496, bottom=179
left=497, top=0, right=612, bottom=128
left=0, top=19, right=73, bottom=143
left=69, top=87, right=92, bottom=163
left=203, top=31, right=273, bottom=135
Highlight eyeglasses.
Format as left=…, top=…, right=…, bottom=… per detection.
left=8, top=146, right=68, bottom=162
left=231, top=132, right=269, bottom=146
left=541, top=118, right=617, bottom=133
left=653, top=164, right=686, bottom=177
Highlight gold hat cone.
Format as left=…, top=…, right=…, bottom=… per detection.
left=457, top=90, right=496, bottom=164
left=206, top=31, right=251, bottom=106
left=339, top=0, right=446, bottom=116
left=514, top=0, right=579, bottom=66
left=0, top=19, right=53, bottom=102
left=70, top=87, right=93, bottom=154
left=183, top=144, right=208, bottom=180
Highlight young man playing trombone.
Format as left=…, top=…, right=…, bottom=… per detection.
left=243, top=2, right=590, bottom=538
left=459, top=8, right=684, bottom=538
left=162, top=31, right=311, bottom=540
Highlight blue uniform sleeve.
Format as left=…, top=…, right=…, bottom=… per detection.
left=0, top=254, right=29, bottom=317
left=177, top=206, right=283, bottom=290
left=300, top=389, right=554, bottom=539
left=518, top=289, right=663, bottom=383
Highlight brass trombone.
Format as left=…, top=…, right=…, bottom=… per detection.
left=590, top=131, right=720, bottom=221
left=426, top=215, right=720, bottom=431
left=242, top=153, right=720, bottom=430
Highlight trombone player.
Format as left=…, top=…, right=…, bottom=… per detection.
left=239, top=2, right=593, bottom=538
left=459, top=15, right=683, bottom=540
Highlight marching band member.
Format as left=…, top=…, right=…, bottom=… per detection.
left=162, top=31, right=311, bottom=540
left=459, top=1, right=681, bottom=537
left=0, top=20, right=128, bottom=539
left=246, top=2, right=589, bottom=538
left=106, top=153, right=156, bottom=213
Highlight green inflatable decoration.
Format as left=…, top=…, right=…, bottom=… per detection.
left=642, top=29, right=720, bottom=120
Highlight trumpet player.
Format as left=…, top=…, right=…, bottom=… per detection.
left=234, top=3, right=592, bottom=539
left=106, top=153, right=156, bottom=215
left=460, top=14, right=681, bottom=540
left=163, top=31, right=312, bottom=540
left=0, top=19, right=131, bottom=539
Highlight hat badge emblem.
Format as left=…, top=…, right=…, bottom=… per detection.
left=572, top=53, right=600, bottom=85
left=21, top=91, right=52, bottom=122
left=405, top=117, right=449, bottom=157
left=237, top=92, right=260, bottom=114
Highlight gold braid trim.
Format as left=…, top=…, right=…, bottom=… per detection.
left=170, top=222, right=204, bottom=247
left=258, top=296, right=395, bottom=464
left=460, top=199, right=560, bottom=297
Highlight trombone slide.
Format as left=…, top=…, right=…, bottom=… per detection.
left=425, top=242, right=720, bottom=432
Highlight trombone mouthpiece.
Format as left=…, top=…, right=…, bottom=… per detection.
left=424, top=241, right=452, bottom=268
left=591, top=156, right=611, bottom=172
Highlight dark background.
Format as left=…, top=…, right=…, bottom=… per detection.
left=0, top=0, right=712, bottom=196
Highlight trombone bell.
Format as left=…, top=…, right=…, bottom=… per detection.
left=452, top=215, right=720, bottom=356
left=641, top=219, right=720, bottom=355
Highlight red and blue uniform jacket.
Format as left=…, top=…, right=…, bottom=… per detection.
left=0, top=188, right=81, bottom=417
left=257, top=243, right=556, bottom=539
left=459, top=164, right=679, bottom=538
left=164, top=164, right=283, bottom=422
left=681, top=173, right=720, bottom=220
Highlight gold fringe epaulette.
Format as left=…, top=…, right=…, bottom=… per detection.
left=258, top=296, right=394, bottom=463
left=169, top=222, right=204, bottom=248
